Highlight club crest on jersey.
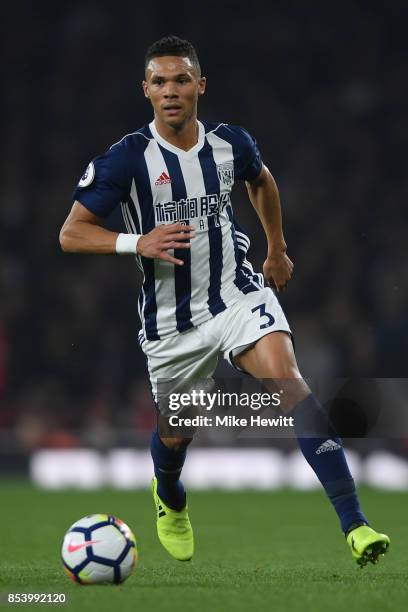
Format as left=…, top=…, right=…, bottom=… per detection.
left=217, top=162, right=234, bottom=187
left=78, top=162, right=95, bottom=188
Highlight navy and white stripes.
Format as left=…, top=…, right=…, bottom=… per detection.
left=74, top=119, right=264, bottom=341
left=198, top=138, right=227, bottom=317
left=157, top=145, right=193, bottom=334
left=133, top=120, right=264, bottom=340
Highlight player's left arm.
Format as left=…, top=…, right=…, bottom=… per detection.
left=245, top=164, right=294, bottom=292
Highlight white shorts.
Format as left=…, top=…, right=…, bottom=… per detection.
left=141, top=287, right=291, bottom=400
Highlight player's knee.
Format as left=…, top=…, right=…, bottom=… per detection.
left=270, top=363, right=301, bottom=379
left=160, top=436, right=192, bottom=452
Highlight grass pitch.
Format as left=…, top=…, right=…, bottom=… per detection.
left=0, top=481, right=406, bottom=612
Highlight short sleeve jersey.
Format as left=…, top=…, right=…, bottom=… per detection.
left=73, top=120, right=264, bottom=341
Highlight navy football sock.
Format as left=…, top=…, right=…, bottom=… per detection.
left=293, top=394, right=368, bottom=533
left=150, top=431, right=186, bottom=511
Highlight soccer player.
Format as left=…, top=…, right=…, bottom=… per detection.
left=60, top=35, right=389, bottom=567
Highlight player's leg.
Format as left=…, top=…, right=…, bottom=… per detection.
left=150, top=433, right=191, bottom=511
left=234, top=332, right=390, bottom=565
left=143, top=328, right=219, bottom=560
left=150, top=433, right=194, bottom=561
left=234, top=332, right=367, bottom=531
left=219, top=288, right=389, bottom=564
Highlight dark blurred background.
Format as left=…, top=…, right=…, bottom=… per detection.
left=1, top=0, right=407, bottom=464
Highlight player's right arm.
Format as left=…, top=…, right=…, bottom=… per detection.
left=60, top=141, right=194, bottom=265
left=59, top=202, right=194, bottom=265
left=59, top=201, right=119, bottom=254
left=60, top=204, right=195, bottom=265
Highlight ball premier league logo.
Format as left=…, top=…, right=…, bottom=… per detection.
left=217, top=162, right=234, bottom=187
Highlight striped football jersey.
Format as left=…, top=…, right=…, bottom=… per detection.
left=73, top=120, right=265, bottom=341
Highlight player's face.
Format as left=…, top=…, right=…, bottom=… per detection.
left=143, top=56, right=206, bottom=129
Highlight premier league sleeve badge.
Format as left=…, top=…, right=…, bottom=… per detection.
left=78, top=162, right=95, bottom=188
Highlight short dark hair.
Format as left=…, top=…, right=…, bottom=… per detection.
left=145, top=35, right=201, bottom=75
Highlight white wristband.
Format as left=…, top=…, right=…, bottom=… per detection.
left=115, top=233, right=142, bottom=255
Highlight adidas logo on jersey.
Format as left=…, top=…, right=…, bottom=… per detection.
left=315, top=439, right=341, bottom=454
left=155, top=172, right=172, bottom=186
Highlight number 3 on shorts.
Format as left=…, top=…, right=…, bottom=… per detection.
left=251, top=303, right=275, bottom=329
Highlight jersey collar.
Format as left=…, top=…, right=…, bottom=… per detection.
left=149, top=120, right=205, bottom=159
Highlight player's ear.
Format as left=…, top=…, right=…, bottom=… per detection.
left=198, top=76, right=206, bottom=96
left=142, top=80, right=150, bottom=98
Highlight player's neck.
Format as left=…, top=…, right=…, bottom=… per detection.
left=153, top=116, right=199, bottom=152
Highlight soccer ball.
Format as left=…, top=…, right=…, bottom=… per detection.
left=61, top=514, right=137, bottom=584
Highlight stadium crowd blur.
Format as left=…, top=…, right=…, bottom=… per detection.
left=1, top=1, right=407, bottom=456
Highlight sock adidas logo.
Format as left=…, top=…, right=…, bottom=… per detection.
left=155, top=171, right=171, bottom=186
left=315, top=439, right=341, bottom=454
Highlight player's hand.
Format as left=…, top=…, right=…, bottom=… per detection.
left=137, top=223, right=195, bottom=265
left=263, top=250, right=294, bottom=292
